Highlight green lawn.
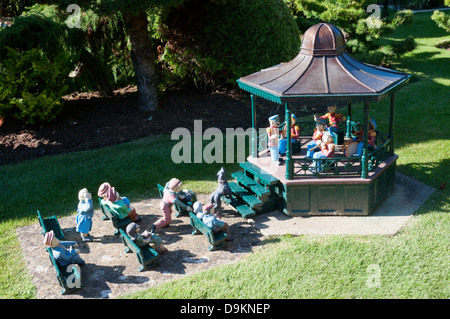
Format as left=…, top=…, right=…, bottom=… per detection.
left=0, top=11, right=448, bottom=299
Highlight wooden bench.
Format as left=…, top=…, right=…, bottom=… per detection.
left=46, top=247, right=82, bottom=295
left=157, top=183, right=196, bottom=217
left=118, top=229, right=160, bottom=272
left=37, top=210, right=64, bottom=240
left=98, top=197, right=132, bottom=235
left=189, top=212, right=228, bottom=251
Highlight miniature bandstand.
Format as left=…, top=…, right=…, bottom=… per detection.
left=226, top=23, right=410, bottom=217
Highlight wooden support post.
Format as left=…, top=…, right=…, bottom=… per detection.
left=285, top=102, right=293, bottom=180
left=389, top=93, right=396, bottom=156
left=251, top=94, right=258, bottom=158
left=346, top=102, right=352, bottom=139
left=361, top=101, right=370, bottom=178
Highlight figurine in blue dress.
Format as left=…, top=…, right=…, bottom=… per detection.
left=76, top=188, right=94, bottom=242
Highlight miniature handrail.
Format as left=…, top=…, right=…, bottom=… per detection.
left=256, top=119, right=392, bottom=178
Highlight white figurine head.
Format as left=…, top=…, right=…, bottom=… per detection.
left=78, top=188, right=92, bottom=201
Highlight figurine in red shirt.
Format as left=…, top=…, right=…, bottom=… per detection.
left=314, top=104, right=345, bottom=133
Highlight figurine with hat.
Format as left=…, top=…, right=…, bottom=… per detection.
left=314, top=104, right=345, bottom=133
left=126, top=222, right=168, bottom=254
left=98, top=182, right=142, bottom=223
left=76, top=188, right=94, bottom=242
left=151, top=178, right=193, bottom=232
left=266, top=114, right=283, bottom=165
left=279, top=114, right=301, bottom=156
left=201, top=203, right=233, bottom=241
left=305, top=118, right=327, bottom=158
left=44, top=230, right=85, bottom=267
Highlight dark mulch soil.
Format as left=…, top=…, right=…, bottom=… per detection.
left=0, top=86, right=312, bottom=166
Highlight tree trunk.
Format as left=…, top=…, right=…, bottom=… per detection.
left=383, top=0, right=389, bottom=18
left=123, top=11, right=159, bottom=112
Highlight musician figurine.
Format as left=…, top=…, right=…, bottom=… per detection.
left=306, top=118, right=327, bottom=159
left=267, top=115, right=284, bottom=165
left=310, top=130, right=336, bottom=173
left=279, top=114, right=301, bottom=156
left=314, top=104, right=345, bottom=133
left=353, top=118, right=377, bottom=157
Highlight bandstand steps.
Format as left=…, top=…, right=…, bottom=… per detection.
left=239, top=162, right=280, bottom=186
left=227, top=181, right=263, bottom=211
left=227, top=162, right=281, bottom=218
left=231, top=171, right=271, bottom=201
left=222, top=196, right=256, bottom=219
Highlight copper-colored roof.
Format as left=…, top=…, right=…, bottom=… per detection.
left=237, top=23, right=410, bottom=105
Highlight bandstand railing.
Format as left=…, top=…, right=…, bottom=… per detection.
left=256, top=120, right=392, bottom=178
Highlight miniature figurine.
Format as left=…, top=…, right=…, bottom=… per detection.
left=151, top=178, right=193, bottom=232
left=201, top=203, right=233, bottom=241
left=306, top=118, right=327, bottom=158
left=98, top=182, right=142, bottom=223
left=76, top=188, right=94, bottom=242
left=279, top=114, right=301, bottom=156
left=44, top=230, right=85, bottom=267
left=310, top=130, right=335, bottom=173
left=267, top=115, right=283, bottom=165
left=126, top=222, right=168, bottom=254
left=193, top=201, right=204, bottom=219
left=353, top=118, right=377, bottom=157
left=314, top=104, right=345, bottom=133
left=210, top=167, right=232, bottom=214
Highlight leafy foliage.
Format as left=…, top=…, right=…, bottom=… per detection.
left=431, top=9, right=450, bottom=32
left=157, top=0, right=301, bottom=90
left=0, top=47, right=72, bottom=124
left=285, top=0, right=416, bottom=66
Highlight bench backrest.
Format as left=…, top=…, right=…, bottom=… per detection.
left=157, top=183, right=164, bottom=198
left=189, top=212, right=212, bottom=236
left=37, top=210, right=64, bottom=240
left=98, top=197, right=118, bottom=220
left=119, top=228, right=142, bottom=255
left=46, top=247, right=63, bottom=276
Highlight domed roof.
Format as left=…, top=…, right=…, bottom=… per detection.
left=236, top=23, right=410, bottom=106
left=300, top=23, right=346, bottom=56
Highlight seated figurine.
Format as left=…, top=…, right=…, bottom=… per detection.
left=126, top=222, right=168, bottom=254
left=98, top=182, right=142, bottom=223
left=279, top=114, right=301, bottom=156
left=151, top=178, right=193, bottom=232
left=193, top=201, right=204, bottom=219
left=314, top=104, right=345, bottom=133
left=76, top=188, right=94, bottom=242
left=306, top=118, right=327, bottom=158
left=44, top=230, right=85, bottom=267
left=353, top=118, right=377, bottom=157
left=201, top=203, right=233, bottom=241
left=310, top=130, right=335, bottom=173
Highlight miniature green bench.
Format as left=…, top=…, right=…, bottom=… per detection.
left=37, top=210, right=64, bottom=240
left=98, top=197, right=132, bottom=235
left=157, top=183, right=196, bottom=217
left=189, top=212, right=228, bottom=251
left=46, top=247, right=82, bottom=295
left=118, top=229, right=160, bottom=272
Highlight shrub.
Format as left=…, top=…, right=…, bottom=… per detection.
left=157, top=0, right=301, bottom=90
left=0, top=47, right=71, bottom=124
left=432, top=10, right=450, bottom=32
